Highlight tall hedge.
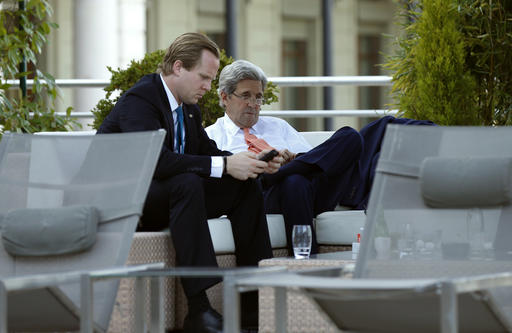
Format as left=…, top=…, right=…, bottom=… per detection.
left=384, top=0, right=512, bottom=125
left=460, top=0, right=512, bottom=125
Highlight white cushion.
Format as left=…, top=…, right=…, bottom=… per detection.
left=209, top=210, right=366, bottom=252
left=315, top=210, right=366, bottom=245
left=208, top=214, right=287, bottom=254
left=265, top=214, right=287, bottom=248
left=207, top=217, right=235, bottom=254
left=300, top=131, right=334, bottom=147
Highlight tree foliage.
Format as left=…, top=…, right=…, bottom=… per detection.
left=0, top=0, right=76, bottom=138
left=384, top=0, right=512, bottom=125
left=91, top=49, right=279, bottom=129
left=459, top=0, right=512, bottom=125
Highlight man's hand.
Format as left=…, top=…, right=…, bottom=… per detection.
left=279, top=149, right=296, bottom=166
left=258, top=150, right=283, bottom=174
left=225, top=151, right=268, bottom=180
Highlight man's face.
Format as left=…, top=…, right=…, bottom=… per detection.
left=223, top=79, right=263, bottom=128
left=175, top=49, right=219, bottom=105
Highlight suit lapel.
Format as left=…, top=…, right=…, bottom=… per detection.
left=155, top=75, right=175, bottom=148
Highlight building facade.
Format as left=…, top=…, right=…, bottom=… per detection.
left=43, top=0, right=400, bottom=130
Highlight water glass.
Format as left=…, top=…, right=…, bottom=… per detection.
left=292, top=225, right=312, bottom=259
left=374, top=236, right=391, bottom=260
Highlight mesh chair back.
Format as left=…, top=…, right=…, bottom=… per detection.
left=0, top=131, right=164, bottom=332
left=356, top=125, right=512, bottom=324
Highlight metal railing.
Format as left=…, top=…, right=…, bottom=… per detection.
left=6, top=76, right=398, bottom=118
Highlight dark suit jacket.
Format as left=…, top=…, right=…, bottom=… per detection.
left=98, top=73, right=229, bottom=180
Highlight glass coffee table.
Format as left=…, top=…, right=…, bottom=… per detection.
left=80, top=265, right=286, bottom=333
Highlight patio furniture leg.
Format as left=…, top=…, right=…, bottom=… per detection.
left=440, top=281, right=458, bottom=333
left=150, top=277, right=164, bottom=333
left=0, top=282, right=7, bottom=333
left=135, top=277, right=145, bottom=332
left=223, top=274, right=240, bottom=333
left=80, top=274, right=93, bottom=333
left=275, top=287, right=287, bottom=333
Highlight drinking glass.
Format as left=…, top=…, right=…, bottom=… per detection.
left=292, top=225, right=312, bottom=259
left=374, top=236, right=391, bottom=259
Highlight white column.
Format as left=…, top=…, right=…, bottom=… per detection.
left=119, top=0, right=146, bottom=68
left=74, top=0, right=119, bottom=127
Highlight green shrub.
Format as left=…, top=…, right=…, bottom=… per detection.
left=0, top=0, right=77, bottom=139
left=383, top=0, right=512, bottom=125
left=459, top=0, right=512, bottom=125
left=91, top=49, right=279, bottom=129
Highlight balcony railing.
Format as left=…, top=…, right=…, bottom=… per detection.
left=6, top=76, right=398, bottom=118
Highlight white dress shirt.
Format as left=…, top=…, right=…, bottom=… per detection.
left=160, top=74, right=223, bottom=177
left=205, top=115, right=312, bottom=154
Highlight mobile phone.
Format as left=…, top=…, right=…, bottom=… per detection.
left=259, top=149, right=278, bottom=162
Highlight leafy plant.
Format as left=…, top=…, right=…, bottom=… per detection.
left=90, top=49, right=165, bottom=130
left=91, top=49, right=279, bottom=129
left=0, top=0, right=76, bottom=139
left=383, top=0, right=512, bottom=125
left=459, top=0, right=512, bottom=125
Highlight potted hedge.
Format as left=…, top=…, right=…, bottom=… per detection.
left=92, top=49, right=279, bottom=129
left=383, top=0, right=512, bottom=125
left=0, top=0, right=76, bottom=140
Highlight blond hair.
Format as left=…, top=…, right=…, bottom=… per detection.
left=157, top=32, right=220, bottom=75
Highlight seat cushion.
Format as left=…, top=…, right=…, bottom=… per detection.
left=265, top=214, right=287, bottom=248
left=300, top=131, right=335, bottom=148
left=208, top=214, right=287, bottom=254
left=315, top=210, right=366, bottom=245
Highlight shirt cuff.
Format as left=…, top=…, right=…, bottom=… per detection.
left=210, top=156, right=223, bottom=178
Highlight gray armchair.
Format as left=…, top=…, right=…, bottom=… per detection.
left=0, top=131, right=164, bottom=332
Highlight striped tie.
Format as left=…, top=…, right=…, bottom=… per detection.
left=243, top=128, right=274, bottom=153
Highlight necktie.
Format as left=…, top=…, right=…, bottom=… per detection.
left=175, top=106, right=184, bottom=154
left=243, top=128, right=274, bottom=154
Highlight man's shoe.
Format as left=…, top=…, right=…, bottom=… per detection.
left=183, top=307, right=223, bottom=333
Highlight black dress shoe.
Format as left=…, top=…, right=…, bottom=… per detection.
left=183, top=307, right=223, bottom=333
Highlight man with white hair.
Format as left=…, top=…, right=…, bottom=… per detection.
left=206, top=59, right=435, bottom=255
left=206, top=60, right=364, bottom=254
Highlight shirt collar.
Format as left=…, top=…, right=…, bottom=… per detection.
left=251, top=118, right=265, bottom=135
left=160, top=73, right=180, bottom=111
left=222, top=114, right=263, bottom=136
left=222, top=115, right=243, bottom=136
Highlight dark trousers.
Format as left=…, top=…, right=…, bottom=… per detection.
left=263, top=127, right=363, bottom=254
left=140, top=173, right=273, bottom=298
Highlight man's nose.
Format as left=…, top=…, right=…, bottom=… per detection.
left=247, top=98, right=260, bottom=107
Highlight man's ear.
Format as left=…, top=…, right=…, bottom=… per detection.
left=172, top=60, right=183, bottom=75
left=220, top=91, right=228, bottom=105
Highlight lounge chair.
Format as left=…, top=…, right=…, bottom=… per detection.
left=0, top=131, right=164, bottom=332
left=229, top=125, right=512, bottom=333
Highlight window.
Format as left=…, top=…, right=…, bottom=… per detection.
left=282, top=39, right=309, bottom=131
left=207, top=32, right=226, bottom=52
